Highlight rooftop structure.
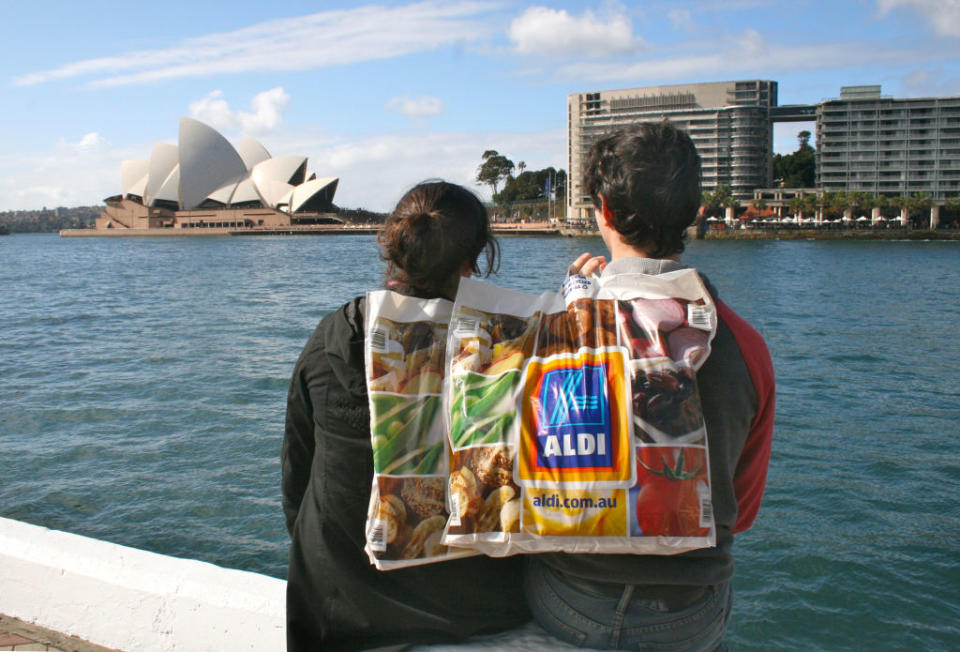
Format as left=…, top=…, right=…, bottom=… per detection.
left=98, top=118, right=340, bottom=231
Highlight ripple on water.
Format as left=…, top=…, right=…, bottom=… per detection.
left=2, top=235, right=959, bottom=647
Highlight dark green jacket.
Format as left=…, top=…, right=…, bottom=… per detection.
left=282, top=297, right=530, bottom=651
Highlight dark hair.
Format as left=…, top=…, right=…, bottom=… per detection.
left=379, top=180, right=500, bottom=299
left=584, top=120, right=701, bottom=258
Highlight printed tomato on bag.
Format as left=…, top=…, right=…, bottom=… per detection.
left=442, top=272, right=718, bottom=556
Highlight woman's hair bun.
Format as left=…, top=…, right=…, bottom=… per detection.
left=378, top=181, right=500, bottom=299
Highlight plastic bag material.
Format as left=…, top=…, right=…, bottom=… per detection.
left=363, top=290, right=476, bottom=570
left=442, top=272, right=718, bottom=556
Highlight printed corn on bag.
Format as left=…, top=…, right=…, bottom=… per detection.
left=363, top=290, right=475, bottom=569
left=442, top=272, right=718, bottom=556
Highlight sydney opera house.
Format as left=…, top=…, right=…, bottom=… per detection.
left=97, top=117, right=340, bottom=232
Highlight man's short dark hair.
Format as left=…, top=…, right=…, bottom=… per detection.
left=584, top=120, right=701, bottom=258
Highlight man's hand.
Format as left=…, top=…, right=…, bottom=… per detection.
left=568, top=252, right=607, bottom=277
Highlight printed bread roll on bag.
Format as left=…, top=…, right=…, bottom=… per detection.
left=443, top=272, right=718, bottom=556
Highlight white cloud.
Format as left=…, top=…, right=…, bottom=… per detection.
left=385, top=95, right=444, bottom=122
left=189, top=87, right=290, bottom=135
left=0, top=139, right=143, bottom=210
left=508, top=6, right=638, bottom=56
left=62, top=132, right=109, bottom=151
left=0, top=127, right=565, bottom=213
left=296, top=129, right=565, bottom=211
left=553, top=30, right=947, bottom=82
left=899, top=69, right=960, bottom=96
left=13, top=2, right=497, bottom=88
left=666, top=9, right=696, bottom=32
left=876, top=0, right=960, bottom=38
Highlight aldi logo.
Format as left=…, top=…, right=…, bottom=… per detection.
left=518, top=350, right=633, bottom=487
left=538, top=365, right=612, bottom=469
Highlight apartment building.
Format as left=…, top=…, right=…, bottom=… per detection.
left=566, top=80, right=780, bottom=220
left=566, top=80, right=960, bottom=222
left=817, top=86, right=960, bottom=200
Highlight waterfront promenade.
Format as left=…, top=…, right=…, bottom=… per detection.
left=58, top=220, right=960, bottom=240
left=58, top=221, right=564, bottom=238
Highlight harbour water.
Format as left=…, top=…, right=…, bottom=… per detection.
left=1, top=233, right=958, bottom=649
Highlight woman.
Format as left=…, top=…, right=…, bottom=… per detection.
left=282, top=181, right=530, bottom=651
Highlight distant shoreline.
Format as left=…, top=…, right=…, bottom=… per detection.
left=701, top=228, right=960, bottom=241
left=56, top=223, right=960, bottom=241
left=59, top=222, right=566, bottom=238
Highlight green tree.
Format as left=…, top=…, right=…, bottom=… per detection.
left=702, top=190, right=721, bottom=216
left=890, top=195, right=906, bottom=218
left=817, top=192, right=833, bottom=217
left=702, top=183, right=734, bottom=215
left=910, top=192, right=932, bottom=228
left=828, top=190, right=848, bottom=217
left=496, top=166, right=563, bottom=203
left=788, top=195, right=804, bottom=218
left=874, top=193, right=890, bottom=218
left=944, top=195, right=960, bottom=216
left=773, top=130, right=816, bottom=188
left=476, top=150, right=515, bottom=197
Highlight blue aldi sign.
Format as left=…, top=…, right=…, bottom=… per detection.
left=537, top=363, right=613, bottom=469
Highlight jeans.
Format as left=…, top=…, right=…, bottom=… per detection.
left=524, top=558, right=732, bottom=651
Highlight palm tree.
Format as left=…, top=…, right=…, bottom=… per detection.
left=825, top=191, right=851, bottom=221
left=702, top=190, right=721, bottom=217
left=802, top=194, right=817, bottom=220
left=911, top=192, right=932, bottom=228
left=890, top=196, right=907, bottom=226
left=788, top=195, right=804, bottom=220
left=722, top=194, right=740, bottom=222
left=944, top=196, right=960, bottom=227
left=817, top=192, right=834, bottom=220
left=874, top=193, right=890, bottom=218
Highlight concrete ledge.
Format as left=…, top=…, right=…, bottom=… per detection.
left=0, top=518, right=285, bottom=652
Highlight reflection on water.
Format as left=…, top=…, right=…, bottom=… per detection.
left=1, top=234, right=958, bottom=648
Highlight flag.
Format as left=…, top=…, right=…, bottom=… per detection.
left=544, top=175, right=551, bottom=197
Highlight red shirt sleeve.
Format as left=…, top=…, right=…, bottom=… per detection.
left=716, top=300, right=776, bottom=534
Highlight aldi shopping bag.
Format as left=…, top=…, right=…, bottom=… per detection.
left=442, top=272, right=718, bottom=556
left=362, top=290, right=475, bottom=569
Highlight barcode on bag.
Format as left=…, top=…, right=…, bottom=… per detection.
left=369, top=328, right=388, bottom=352
left=369, top=519, right=388, bottom=552
left=688, top=304, right=714, bottom=331
left=454, top=317, right=479, bottom=337
left=699, top=495, right=714, bottom=528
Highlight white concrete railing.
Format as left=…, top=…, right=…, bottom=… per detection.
left=0, top=517, right=285, bottom=651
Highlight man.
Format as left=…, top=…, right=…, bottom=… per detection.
left=524, top=121, right=775, bottom=650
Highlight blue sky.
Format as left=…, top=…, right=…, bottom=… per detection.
left=2, top=0, right=958, bottom=212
